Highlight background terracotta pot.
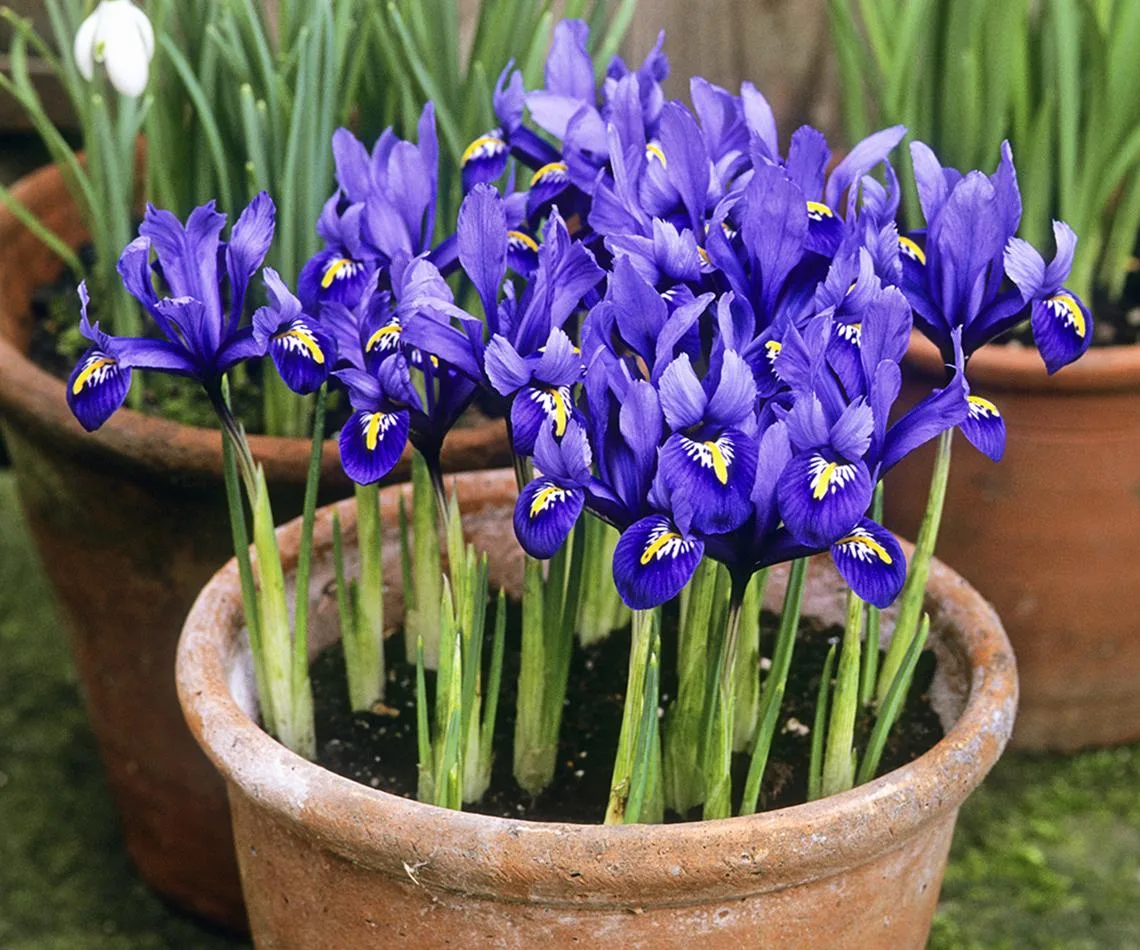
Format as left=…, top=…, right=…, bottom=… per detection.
left=885, top=332, right=1140, bottom=751
left=0, top=163, right=510, bottom=930
left=178, top=467, right=1017, bottom=950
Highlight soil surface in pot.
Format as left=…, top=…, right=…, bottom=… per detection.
left=313, top=610, right=943, bottom=823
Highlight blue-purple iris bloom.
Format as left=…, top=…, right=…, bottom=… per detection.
left=67, top=193, right=332, bottom=431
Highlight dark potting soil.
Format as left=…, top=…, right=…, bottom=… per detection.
left=312, top=609, right=944, bottom=824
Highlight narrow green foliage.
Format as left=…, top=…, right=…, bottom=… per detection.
left=733, top=570, right=767, bottom=752
left=408, top=454, right=443, bottom=668
left=860, top=483, right=885, bottom=707
left=701, top=578, right=747, bottom=820
left=415, top=635, right=433, bottom=802
left=808, top=643, right=838, bottom=802
left=857, top=614, right=932, bottom=785
left=821, top=591, right=865, bottom=798
left=575, top=518, right=627, bottom=646
left=740, top=558, right=810, bottom=816
left=345, top=481, right=385, bottom=711
left=514, top=556, right=549, bottom=794
left=606, top=609, right=663, bottom=825
left=877, top=429, right=952, bottom=704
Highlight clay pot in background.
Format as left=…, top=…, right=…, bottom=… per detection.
left=0, top=162, right=510, bottom=930
left=885, top=333, right=1140, bottom=751
left=179, top=467, right=1016, bottom=950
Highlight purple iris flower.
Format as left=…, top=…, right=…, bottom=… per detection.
left=298, top=104, right=440, bottom=312
left=66, top=193, right=305, bottom=431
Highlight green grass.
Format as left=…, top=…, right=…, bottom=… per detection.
left=0, top=469, right=1137, bottom=947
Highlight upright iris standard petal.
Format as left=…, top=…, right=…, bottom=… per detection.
left=510, top=384, right=576, bottom=455
left=339, top=408, right=410, bottom=484
left=513, top=477, right=585, bottom=559
left=960, top=394, right=1006, bottom=462
left=777, top=451, right=872, bottom=548
left=830, top=519, right=906, bottom=608
left=659, top=429, right=757, bottom=534
left=268, top=317, right=335, bottom=394
left=1032, top=291, right=1092, bottom=374
left=67, top=346, right=131, bottom=431
left=612, top=515, right=704, bottom=609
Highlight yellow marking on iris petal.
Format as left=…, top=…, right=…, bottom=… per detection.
left=698, top=246, right=711, bottom=266
left=321, top=258, right=352, bottom=289
left=365, top=324, right=401, bottom=352
left=646, top=142, right=667, bottom=166
left=508, top=230, right=539, bottom=251
left=365, top=412, right=384, bottom=451
left=704, top=440, right=729, bottom=485
left=837, top=532, right=893, bottom=564
left=1050, top=293, right=1087, bottom=339
left=529, top=485, right=564, bottom=519
left=812, top=461, right=838, bottom=501
left=461, top=134, right=505, bottom=166
left=807, top=200, right=835, bottom=219
left=530, top=161, right=568, bottom=186
left=72, top=357, right=116, bottom=395
left=968, top=394, right=1000, bottom=416
left=277, top=326, right=325, bottom=364
left=548, top=387, right=568, bottom=436
left=899, top=236, right=926, bottom=266
left=640, top=531, right=682, bottom=565
left=766, top=340, right=782, bottom=358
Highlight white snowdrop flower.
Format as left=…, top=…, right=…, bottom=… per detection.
left=73, top=1, right=155, bottom=98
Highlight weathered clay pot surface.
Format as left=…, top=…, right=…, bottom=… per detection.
left=885, top=332, right=1140, bottom=751
left=179, top=467, right=1017, bottom=949
left=0, top=163, right=510, bottom=929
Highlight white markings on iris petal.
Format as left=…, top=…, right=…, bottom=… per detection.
left=834, top=526, right=893, bottom=564
left=680, top=435, right=735, bottom=485
left=365, top=319, right=401, bottom=353
left=461, top=132, right=507, bottom=166
left=639, top=521, right=694, bottom=565
left=967, top=395, right=1000, bottom=419
left=321, top=258, right=362, bottom=289
left=529, top=484, right=568, bottom=519
left=898, top=236, right=926, bottom=266
left=273, top=320, right=325, bottom=363
left=360, top=411, right=400, bottom=451
left=765, top=340, right=782, bottom=364
left=529, top=385, right=573, bottom=437
left=806, top=200, right=835, bottom=222
left=530, top=162, right=569, bottom=187
left=645, top=142, right=667, bottom=166
left=507, top=230, right=539, bottom=253
left=834, top=322, right=862, bottom=346
left=808, top=455, right=858, bottom=501
left=72, top=354, right=118, bottom=394
left=1047, top=294, right=1087, bottom=339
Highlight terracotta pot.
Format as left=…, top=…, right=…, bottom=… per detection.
left=0, top=163, right=510, bottom=929
left=884, top=331, right=1140, bottom=751
left=178, top=467, right=1017, bottom=949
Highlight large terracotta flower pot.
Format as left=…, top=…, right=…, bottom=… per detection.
left=0, top=162, right=510, bottom=930
left=179, top=467, right=1017, bottom=949
left=885, top=332, right=1139, bottom=751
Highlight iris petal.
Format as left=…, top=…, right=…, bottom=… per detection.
left=513, top=477, right=584, bottom=559
left=526, top=161, right=572, bottom=223
left=804, top=200, right=844, bottom=257
left=960, top=394, right=1006, bottom=462
left=510, top=384, right=576, bottom=455
left=1032, top=291, right=1092, bottom=374
left=659, top=429, right=757, bottom=534
left=777, top=451, right=872, bottom=547
left=269, top=317, right=335, bottom=394
left=67, top=347, right=131, bottom=432
left=460, top=131, right=509, bottom=192
left=338, top=408, right=410, bottom=484
left=612, top=515, right=704, bottom=610
left=830, top=519, right=906, bottom=608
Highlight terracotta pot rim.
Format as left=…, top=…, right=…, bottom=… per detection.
left=177, top=468, right=1018, bottom=909
left=0, top=161, right=507, bottom=484
left=906, top=328, right=1140, bottom=394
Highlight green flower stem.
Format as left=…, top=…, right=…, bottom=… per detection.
left=606, top=608, right=663, bottom=825
left=513, top=554, right=549, bottom=795
left=408, top=452, right=442, bottom=667
left=807, top=642, right=837, bottom=802
left=345, top=480, right=385, bottom=711
left=877, top=428, right=953, bottom=705
left=663, top=557, right=720, bottom=814
left=821, top=590, right=865, bottom=798
left=702, top=574, right=748, bottom=820
left=740, top=558, right=809, bottom=815
left=733, top=569, right=767, bottom=752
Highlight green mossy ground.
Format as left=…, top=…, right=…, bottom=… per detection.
left=1, top=469, right=1137, bottom=948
